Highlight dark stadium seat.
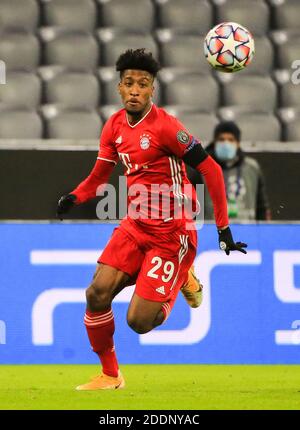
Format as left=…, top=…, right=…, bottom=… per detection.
left=271, top=0, right=300, bottom=30
left=100, top=105, right=122, bottom=122
left=0, top=32, right=40, bottom=71
left=98, top=30, right=157, bottom=66
left=279, top=107, right=300, bottom=141
left=158, top=31, right=211, bottom=72
left=43, top=108, right=102, bottom=139
left=241, top=37, right=274, bottom=75
left=219, top=108, right=282, bottom=141
left=98, top=67, right=120, bottom=105
left=41, top=28, right=99, bottom=71
left=162, top=105, right=203, bottom=116
left=156, top=0, right=213, bottom=35
left=221, top=75, right=277, bottom=113
left=279, top=79, right=300, bottom=108
left=44, top=72, right=100, bottom=109
left=0, top=0, right=39, bottom=31
left=284, top=119, right=300, bottom=141
left=164, top=111, right=219, bottom=142
left=0, top=72, right=41, bottom=108
left=163, top=74, right=219, bottom=112
left=0, top=0, right=291, bottom=143
left=215, top=0, right=270, bottom=36
left=41, top=0, right=97, bottom=31
left=284, top=120, right=300, bottom=141
left=102, top=77, right=127, bottom=105
left=0, top=108, right=43, bottom=138
left=274, top=31, right=300, bottom=70
left=37, top=64, right=68, bottom=81
left=239, top=114, right=282, bottom=142
left=98, top=0, right=154, bottom=32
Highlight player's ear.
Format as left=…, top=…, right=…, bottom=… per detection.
left=118, top=82, right=121, bottom=94
left=151, top=84, right=155, bottom=98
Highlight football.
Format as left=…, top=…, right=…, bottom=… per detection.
left=204, top=22, right=255, bottom=73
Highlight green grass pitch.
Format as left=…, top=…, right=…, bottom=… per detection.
left=0, top=365, right=299, bottom=410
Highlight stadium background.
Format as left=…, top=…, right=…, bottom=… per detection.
left=0, top=0, right=300, bottom=409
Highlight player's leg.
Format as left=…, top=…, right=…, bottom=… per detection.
left=126, top=234, right=196, bottom=333
left=177, top=222, right=203, bottom=308
left=86, top=262, right=130, bottom=312
left=77, top=263, right=130, bottom=391
left=127, top=293, right=165, bottom=334
left=126, top=276, right=190, bottom=335
left=77, top=224, right=144, bottom=391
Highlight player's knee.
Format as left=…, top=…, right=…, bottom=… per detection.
left=127, top=315, right=152, bottom=334
left=86, top=281, right=112, bottom=311
left=153, top=310, right=165, bottom=328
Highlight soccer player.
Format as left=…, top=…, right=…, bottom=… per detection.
left=57, top=49, right=247, bottom=390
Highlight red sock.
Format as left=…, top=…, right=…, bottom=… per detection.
left=84, top=309, right=119, bottom=377
left=161, top=301, right=173, bottom=322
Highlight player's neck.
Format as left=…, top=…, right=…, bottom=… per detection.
left=126, top=103, right=152, bottom=126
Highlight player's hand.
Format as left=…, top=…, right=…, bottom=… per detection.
left=218, top=226, right=247, bottom=255
left=56, top=194, right=76, bottom=220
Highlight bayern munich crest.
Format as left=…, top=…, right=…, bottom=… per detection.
left=140, top=133, right=151, bottom=150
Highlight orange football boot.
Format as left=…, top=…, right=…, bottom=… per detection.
left=180, top=265, right=203, bottom=308
left=76, top=371, right=125, bottom=391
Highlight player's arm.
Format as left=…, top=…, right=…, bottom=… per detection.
left=162, top=115, right=247, bottom=255
left=56, top=159, right=116, bottom=218
left=182, top=143, right=247, bottom=255
left=57, top=120, right=118, bottom=219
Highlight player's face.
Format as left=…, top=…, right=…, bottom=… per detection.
left=118, top=70, right=154, bottom=116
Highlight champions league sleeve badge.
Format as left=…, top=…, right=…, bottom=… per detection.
left=177, top=130, right=190, bottom=145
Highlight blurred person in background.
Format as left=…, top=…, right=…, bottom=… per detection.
left=191, top=121, right=271, bottom=222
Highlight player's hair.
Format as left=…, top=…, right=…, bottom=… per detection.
left=116, top=48, right=161, bottom=79
left=214, top=121, right=241, bottom=142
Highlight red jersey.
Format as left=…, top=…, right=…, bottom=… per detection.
left=97, top=103, right=198, bottom=231
left=72, top=103, right=229, bottom=230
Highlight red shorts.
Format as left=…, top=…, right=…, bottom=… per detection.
left=99, top=217, right=197, bottom=308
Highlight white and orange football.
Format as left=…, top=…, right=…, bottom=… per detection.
left=204, top=22, right=255, bottom=73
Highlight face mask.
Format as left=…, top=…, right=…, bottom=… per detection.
left=215, top=141, right=237, bottom=161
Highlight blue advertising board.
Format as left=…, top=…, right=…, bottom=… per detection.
left=0, top=222, right=300, bottom=364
